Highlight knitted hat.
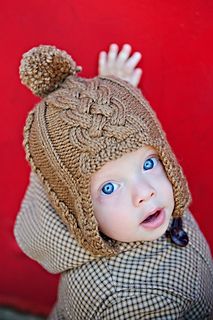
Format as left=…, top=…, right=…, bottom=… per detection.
left=20, top=45, right=191, bottom=257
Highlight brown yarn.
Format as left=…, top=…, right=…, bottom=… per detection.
left=21, top=45, right=191, bottom=257
left=20, top=45, right=81, bottom=97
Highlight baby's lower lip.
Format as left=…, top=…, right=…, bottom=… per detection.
left=140, top=209, right=165, bottom=229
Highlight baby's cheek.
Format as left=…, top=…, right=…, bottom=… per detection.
left=164, top=180, right=175, bottom=209
left=158, top=174, right=174, bottom=197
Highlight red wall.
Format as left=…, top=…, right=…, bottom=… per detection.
left=1, top=0, right=213, bottom=316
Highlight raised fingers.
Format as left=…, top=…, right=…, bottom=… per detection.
left=98, top=43, right=142, bottom=87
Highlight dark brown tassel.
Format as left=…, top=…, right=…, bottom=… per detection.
left=166, top=217, right=189, bottom=247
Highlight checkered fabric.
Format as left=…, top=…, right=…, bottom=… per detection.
left=14, top=173, right=213, bottom=319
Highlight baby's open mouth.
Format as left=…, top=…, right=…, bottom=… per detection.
left=140, top=209, right=165, bottom=229
left=143, top=210, right=161, bottom=223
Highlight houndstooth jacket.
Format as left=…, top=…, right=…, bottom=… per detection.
left=14, top=173, right=213, bottom=319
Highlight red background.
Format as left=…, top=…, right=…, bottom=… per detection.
left=1, top=0, right=213, bottom=317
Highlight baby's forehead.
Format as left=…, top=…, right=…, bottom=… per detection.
left=91, top=146, right=157, bottom=183
left=103, top=146, right=157, bottom=167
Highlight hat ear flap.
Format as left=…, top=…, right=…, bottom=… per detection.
left=19, top=45, right=82, bottom=97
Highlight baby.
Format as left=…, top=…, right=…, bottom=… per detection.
left=14, top=44, right=213, bottom=319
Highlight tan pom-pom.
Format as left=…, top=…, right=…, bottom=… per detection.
left=19, top=45, right=82, bottom=97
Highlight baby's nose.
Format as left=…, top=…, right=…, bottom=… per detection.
left=132, top=182, right=155, bottom=206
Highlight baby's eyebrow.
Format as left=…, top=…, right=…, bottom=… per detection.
left=144, top=149, right=158, bottom=156
left=97, top=178, right=115, bottom=188
left=91, top=174, right=112, bottom=189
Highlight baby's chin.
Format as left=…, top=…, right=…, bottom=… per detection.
left=106, top=229, right=168, bottom=243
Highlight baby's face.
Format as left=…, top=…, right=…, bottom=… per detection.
left=90, top=146, right=174, bottom=242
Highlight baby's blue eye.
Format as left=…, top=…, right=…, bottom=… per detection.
left=101, top=182, right=118, bottom=195
left=143, top=157, right=158, bottom=171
